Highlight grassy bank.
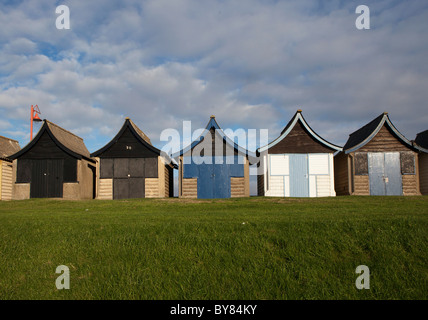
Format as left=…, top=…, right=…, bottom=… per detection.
left=0, top=196, right=427, bottom=299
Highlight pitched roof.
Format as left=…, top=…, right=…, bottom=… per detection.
left=173, top=115, right=256, bottom=159
left=342, top=112, right=417, bottom=154
left=0, top=135, right=20, bottom=160
left=9, top=120, right=93, bottom=161
left=45, top=121, right=91, bottom=158
left=415, top=130, right=428, bottom=152
left=258, top=110, right=342, bottom=153
left=90, top=118, right=177, bottom=168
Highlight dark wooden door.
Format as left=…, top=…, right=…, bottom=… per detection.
left=113, top=158, right=146, bottom=199
left=30, top=159, right=64, bottom=198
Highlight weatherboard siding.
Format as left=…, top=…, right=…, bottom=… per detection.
left=231, top=177, right=245, bottom=197
left=353, top=175, right=370, bottom=195
left=1, top=160, right=13, bottom=200
left=268, top=121, right=334, bottom=154
left=358, top=125, right=411, bottom=152
left=181, top=178, right=197, bottom=198
left=316, top=175, right=331, bottom=197
left=98, top=178, right=113, bottom=199
left=257, top=173, right=265, bottom=196
left=419, top=153, right=428, bottom=195
left=402, top=175, right=419, bottom=196
left=145, top=178, right=159, bottom=198
left=334, top=154, right=350, bottom=196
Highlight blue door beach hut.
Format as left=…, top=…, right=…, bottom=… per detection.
left=334, top=112, right=421, bottom=196
left=175, top=116, right=252, bottom=199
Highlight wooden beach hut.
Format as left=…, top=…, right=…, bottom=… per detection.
left=415, top=130, right=428, bottom=195
left=9, top=120, right=96, bottom=199
left=257, top=110, right=342, bottom=197
left=91, top=118, right=176, bottom=199
left=0, top=136, right=20, bottom=200
left=175, top=116, right=251, bottom=199
left=334, top=112, right=421, bottom=196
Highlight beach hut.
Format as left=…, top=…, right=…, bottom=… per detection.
left=9, top=120, right=96, bottom=199
left=415, top=130, right=428, bottom=195
left=334, top=112, right=421, bottom=196
left=91, top=118, right=176, bottom=199
left=257, top=110, right=342, bottom=197
left=175, top=116, right=251, bottom=199
left=0, top=136, right=20, bottom=200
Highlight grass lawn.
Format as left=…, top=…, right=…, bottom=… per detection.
left=0, top=196, right=427, bottom=300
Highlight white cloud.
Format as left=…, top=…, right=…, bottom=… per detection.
left=0, top=0, right=427, bottom=168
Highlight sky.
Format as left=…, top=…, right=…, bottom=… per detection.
left=1, top=0, right=427, bottom=194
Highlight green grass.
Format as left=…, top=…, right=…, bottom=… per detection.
left=0, top=196, right=427, bottom=300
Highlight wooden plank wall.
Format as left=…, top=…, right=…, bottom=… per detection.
left=353, top=175, right=370, bottom=195
left=257, top=173, right=264, bottom=196
left=419, top=153, right=428, bottom=195
left=316, top=176, right=331, bottom=197
left=359, top=125, right=411, bottom=152
left=1, top=161, right=13, bottom=200
left=334, top=153, right=349, bottom=195
left=244, top=157, right=250, bottom=197
left=267, top=176, right=285, bottom=196
left=268, top=121, right=334, bottom=154
left=98, top=178, right=113, bottom=199
left=231, top=177, right=245, bottom=197
left=402, top=153, right=420, bottom=195
left=0, top=160, right=2, bottom=199
left=164, top=165, right=170, bottom=197
left=181, top=178, right=197, bottom=198
left=402, top=175, right=419, bottom=195
left=145, top=178, right=159, bottom=198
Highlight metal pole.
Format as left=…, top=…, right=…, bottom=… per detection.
left=30, top=105, right=34, bottom=140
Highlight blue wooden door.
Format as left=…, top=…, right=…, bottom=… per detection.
left=384, top=152, right=402, bottom=195
left=368, top=153, right=385, bottom=196
left=183, top=156, right=243, bottom=198
left=197, top=163, right=215, bottom=199
left=368, top=152, right=402, bottom=196
left=289, top=154, right=309, bottom=197
left=213, top=162, right=230, bottom=198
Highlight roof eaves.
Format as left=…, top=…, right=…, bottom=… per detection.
left=258, top=110, right=342, bottom=153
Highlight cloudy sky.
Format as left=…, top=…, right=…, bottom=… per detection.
left=1, top=0, right=427, bottom=193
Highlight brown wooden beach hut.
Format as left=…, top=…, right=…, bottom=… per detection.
left=9, top=120, right=96, bottom=199
left=414, top=130, right=428, bottom=195
left=91, top=118, right=176, bottom=199
left=334, top=112, right=421, bottom=196
left=0, top=136, right=20, bottom=200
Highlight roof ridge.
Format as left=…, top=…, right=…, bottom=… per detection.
left=127, top=118, right=152, bottom=145
left=45, top=120, right=84, bottom=141
left=0, top=135, right=19, bottom=143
